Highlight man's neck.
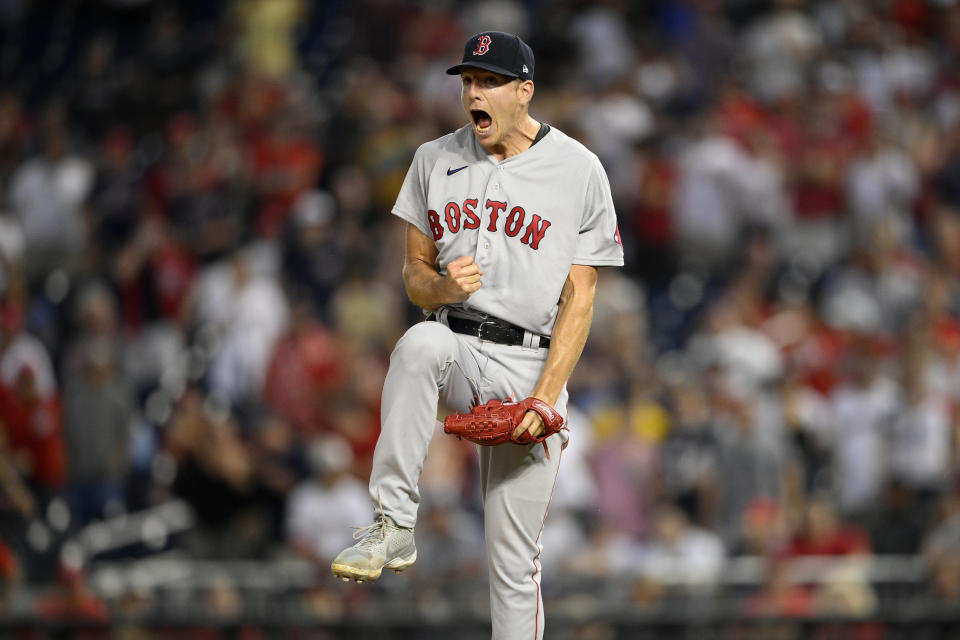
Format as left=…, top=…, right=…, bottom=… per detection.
left=485, top=114, right=541, bottom=162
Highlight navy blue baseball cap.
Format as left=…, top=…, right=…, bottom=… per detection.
left=446, top=31, right=534, bottom=81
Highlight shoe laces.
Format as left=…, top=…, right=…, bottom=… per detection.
left=352, top=519, right=388, bottom=549
left=352, top=491, right=392, bottom=549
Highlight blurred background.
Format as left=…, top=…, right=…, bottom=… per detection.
left=0, top=0, right=958, bottom=637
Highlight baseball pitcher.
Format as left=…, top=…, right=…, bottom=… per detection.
left=332, top=31, right=624, bottom=640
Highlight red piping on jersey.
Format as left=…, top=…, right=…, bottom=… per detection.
left=530, top=443, right=563, bottom=640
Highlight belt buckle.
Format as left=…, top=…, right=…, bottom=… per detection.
left=477, top=320, right=497, bottom=342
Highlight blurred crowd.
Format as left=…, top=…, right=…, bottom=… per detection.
left=0, top=0, right=959, bottom=631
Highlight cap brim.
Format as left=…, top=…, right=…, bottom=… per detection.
left=446, top=62, right=522, bottom=78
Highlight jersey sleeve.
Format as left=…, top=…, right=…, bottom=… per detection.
left=390, top=143, right=433, bottom=238
left=574, top=155, right=625, bottom=266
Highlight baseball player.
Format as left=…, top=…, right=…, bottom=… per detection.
left=332, top=31, right=623, bottom=639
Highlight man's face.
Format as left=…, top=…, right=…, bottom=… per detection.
left=460, top=68, right=526, bottom=146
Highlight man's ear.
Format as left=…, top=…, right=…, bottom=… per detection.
left=517, top=79, right=534, bottom=106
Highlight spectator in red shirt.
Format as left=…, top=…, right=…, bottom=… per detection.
left=787, top=494, right=871, bottom=557
left=743, top=556, right=815, bottom=618
left=0, top=300, right=64, bottom=495
left=263, top=298, right=345, bottom=436
left=0, top=369, right=64, bottom=495
left=34, top=563, right=108, bottom=624
left=247, top=116, right=322, bottom=238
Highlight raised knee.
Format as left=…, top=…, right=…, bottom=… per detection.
left=391, top=321, right=457, bottom=370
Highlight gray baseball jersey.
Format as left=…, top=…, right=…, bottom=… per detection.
left=392, top=123, right=624, bottom=333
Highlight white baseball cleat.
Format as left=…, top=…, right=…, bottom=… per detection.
left=331, top=515, right=417, bottom=583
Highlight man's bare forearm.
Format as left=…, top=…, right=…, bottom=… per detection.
left=403, top=259, right=452, bottom=311
left=530, top=265, right=597, bottom=406
left=402, top=223, right=482, bottom=311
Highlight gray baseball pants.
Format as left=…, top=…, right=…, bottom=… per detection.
left=370, top=318, right=567, bottom=640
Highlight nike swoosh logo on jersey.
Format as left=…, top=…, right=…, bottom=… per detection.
left=447, top=165, right=468, bottom=176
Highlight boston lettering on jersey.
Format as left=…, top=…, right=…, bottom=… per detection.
left=427, top=198, right=552, bottom=250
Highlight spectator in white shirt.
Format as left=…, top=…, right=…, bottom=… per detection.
left=8, top=118, right=93, bottom=284
left=285, top=435, right=369, bottom=565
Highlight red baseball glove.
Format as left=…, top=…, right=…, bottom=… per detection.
left=443, top=397, right=566, bottom=456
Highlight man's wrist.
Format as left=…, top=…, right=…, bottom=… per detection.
left=529, top=391, right=558, bottom=407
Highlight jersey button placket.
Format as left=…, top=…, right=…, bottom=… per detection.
left=478, top=168, right=501, bottom=262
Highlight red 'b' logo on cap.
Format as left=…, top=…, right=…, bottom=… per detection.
left=473, top=35, right=492, bottom=55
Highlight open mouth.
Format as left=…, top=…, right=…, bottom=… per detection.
left=471, top=109, right=492, bottom=134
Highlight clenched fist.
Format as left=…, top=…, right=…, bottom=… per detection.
left=443, top=255, right=483, bottom=301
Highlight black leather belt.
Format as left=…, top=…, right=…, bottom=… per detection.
left=432, top=314, right=550, bottom=348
